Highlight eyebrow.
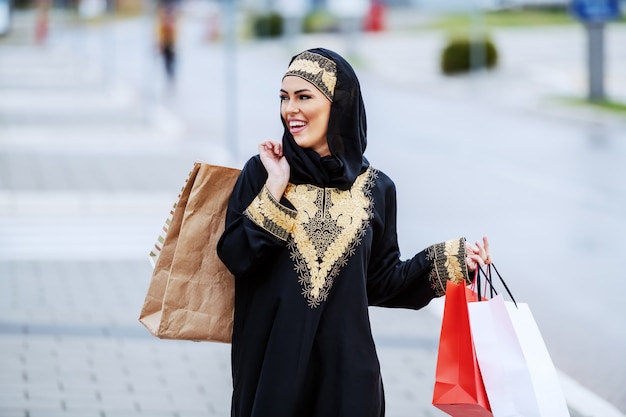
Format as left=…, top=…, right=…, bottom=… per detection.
left=280, top=88, right=313, bottom=94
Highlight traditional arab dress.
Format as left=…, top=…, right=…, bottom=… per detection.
left=217, top=48, right=470, bottom=417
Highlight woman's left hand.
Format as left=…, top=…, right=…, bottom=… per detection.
left=466, top=236, right=491, bottom=271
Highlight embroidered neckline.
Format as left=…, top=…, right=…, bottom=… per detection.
left=285, top=168, right=377, bottom=307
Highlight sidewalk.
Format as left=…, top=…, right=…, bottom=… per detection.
left=0, top=13, right=233, bottom=416
left=1, top=7, right=625, bottom=417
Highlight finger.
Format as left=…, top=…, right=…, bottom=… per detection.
left=476, top=240, right=486, bottom=258
left=260, top=141, right=272, bottom=152
left=465, top=255, right=476, bottom=269
left=483, top=236, right=491, bottom=264
left=470, top=254, right=485, bottom=267
left=466, top=243, right=479, bottom=255
left=482, top=236, right=492, bottom=264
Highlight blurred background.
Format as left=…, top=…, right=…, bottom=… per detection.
left=1, top=0, right=625, bottom=416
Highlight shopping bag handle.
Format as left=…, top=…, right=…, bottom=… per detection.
left=477, top=264, right=518, bottom=308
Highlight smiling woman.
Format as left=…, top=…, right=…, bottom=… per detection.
left=280, top=76, right=332, bottom=157
left=216, top=48, right=492, bottom=417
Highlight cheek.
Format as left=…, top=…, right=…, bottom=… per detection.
left=319, top=109, right=331, bottom=130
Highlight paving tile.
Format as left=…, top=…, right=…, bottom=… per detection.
left=93, top=386, right=131, bottom=397
left=3, top=381, right=62, bottom=396
left=170, top=395, right=212, bottom=413
left=0, top=386, right=27, bottom=399
left=0, top=409, right=26, bottom=417
left=96, top=393, right=138, bottom=411
left=28, top=410, right=102, bottom=417
left=177, top=412, right=218, bottom=417
left=0, top=392, right=27, bottom=408
left=134, top=394, right=177, bottom=413
left=63, top=396, right=104, bottom=411
left=101, top=411, right=143, bottom=417
left=209, top=400, right=231, bottom=417
left=0, top=368, right=24, bottom=383
left=22, top=393, right=64, bottom=409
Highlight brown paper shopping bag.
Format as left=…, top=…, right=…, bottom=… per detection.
left=139, top=162, right=241, bottom=343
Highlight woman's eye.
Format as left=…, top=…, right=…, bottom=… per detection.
left=279, top=95, right=288, bottom=101
left=299, top=95, right=311, bottom=100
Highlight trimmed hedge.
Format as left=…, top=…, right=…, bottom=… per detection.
left=252, top=12, right=283, bottom=38
left=441, top=37, right=498, bottom=75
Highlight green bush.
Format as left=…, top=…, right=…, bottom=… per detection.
left=252, top=12, right=283, bottom=38
left=440, top=37, right=498, bottom=75
left=301, top=9, right=339, bottom=33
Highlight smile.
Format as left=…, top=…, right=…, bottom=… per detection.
left=289, top=120, right=307, bottom=133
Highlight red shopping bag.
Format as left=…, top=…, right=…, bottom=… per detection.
left=432, top=280, right=492, bottom=417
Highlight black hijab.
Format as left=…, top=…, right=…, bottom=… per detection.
left=281, top=48, right=369, bottom=191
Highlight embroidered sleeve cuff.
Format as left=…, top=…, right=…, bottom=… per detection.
left=244, top=186, right=297, bottom=242
left=426, top=238, right=471, bottom=297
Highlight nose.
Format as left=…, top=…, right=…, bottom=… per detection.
left=284, top=99, right=299, bottom=114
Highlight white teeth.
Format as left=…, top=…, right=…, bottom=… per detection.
left=290, top=121, right=306, bottom=127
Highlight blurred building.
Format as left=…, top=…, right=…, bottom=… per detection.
left=240, top=0, right=575, bottom=13
left=0, top=0, right=13, bottom=36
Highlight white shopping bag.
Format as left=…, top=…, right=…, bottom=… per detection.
left=468, top=295, right=541, bottom=417
left=505, top=302, right=570, bottom=417
left=468, top=295, right=570, bottom=417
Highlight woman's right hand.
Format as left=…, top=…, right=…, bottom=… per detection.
left=465, top=236, right=492, bottom=271
left=259, top=140, right=290, bottom=200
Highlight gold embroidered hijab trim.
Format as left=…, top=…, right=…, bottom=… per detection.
left=284, top=51, right=337, bottom=102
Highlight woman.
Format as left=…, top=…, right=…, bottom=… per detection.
left=217, top=48, right=490, bottom=417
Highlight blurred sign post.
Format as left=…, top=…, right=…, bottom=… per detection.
left=223, top=0, right=238, bottom=161
left=469, top=0, right=485, bottom=73
left=276, top=0, right=306, bottom=48
left=570, top=0, right=622, bottom=101
left=328, top=0, right=368, bottom=56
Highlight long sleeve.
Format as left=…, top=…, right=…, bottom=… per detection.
left=217, top=156, right=293, bottom=278
left=366, top=172, right=470, bottom=309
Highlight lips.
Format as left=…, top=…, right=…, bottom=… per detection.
left=289, top=120, right=307, bottom=134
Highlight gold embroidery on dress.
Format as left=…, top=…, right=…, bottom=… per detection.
left=426, top=246, right=446, bottom=297
left=426, top=238, right=469, bottom=297
left=285, top=168, right=376, bottom=307
left=244, top=186, right=297, bottom=242
left=444, top=239, right=465, bottom=284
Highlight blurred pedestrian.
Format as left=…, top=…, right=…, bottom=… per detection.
left=204, top=2, right=220, bottom=42
left=156, top=3, right=177, bottom=85
left=217, top=47, right=492, bottom=417
left=34, top=0, right=50, bottom=45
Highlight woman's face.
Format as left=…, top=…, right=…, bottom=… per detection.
left=280, top=76, right=332, bottom=157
